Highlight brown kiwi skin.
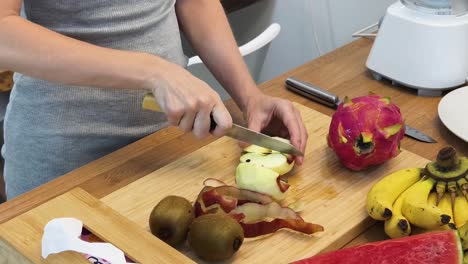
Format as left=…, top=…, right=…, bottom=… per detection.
left=188, top=213, right=244, bottom=262
left=148, top=195, right=195, bottom=247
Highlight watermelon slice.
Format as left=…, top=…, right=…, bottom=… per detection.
left=291, top=231, right=463, bottom=264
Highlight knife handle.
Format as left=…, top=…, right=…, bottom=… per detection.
left=142, top=93, right=217, bottom=131
left=285, top=77, right=340, bottom=108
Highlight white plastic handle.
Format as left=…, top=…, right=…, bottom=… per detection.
left=187, top=23, right=281, bottom=67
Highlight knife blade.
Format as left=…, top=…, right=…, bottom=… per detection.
left=285, top=77, right=437, bottom=143
left=142, top=93, right=304, bottom=156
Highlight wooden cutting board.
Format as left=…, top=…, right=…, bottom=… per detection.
left=101, top=102, right=430, bottom=263
left=0, top=188, right=195, bottom=263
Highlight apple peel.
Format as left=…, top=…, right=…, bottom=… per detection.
left=232, top=203, right=323, bottom=237
left=230, top=202, right=302, bottom=222
left=203, top=178, right=227, bottom=187
left=194, top=183, right=323, bottom=238
left=200, top=185, right=274, bottom=209
left=287, top=200, right=306, bottom=213
left=240, top=219, right=324, bottom=238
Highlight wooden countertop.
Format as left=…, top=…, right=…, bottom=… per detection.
left=0, top=70, right=13, bottom=93
left=1, top=37, right=467, bottom=249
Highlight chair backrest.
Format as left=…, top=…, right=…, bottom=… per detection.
left=186, top=23, right=281, bottom=100
left=187, top=23, right=281, bottom=67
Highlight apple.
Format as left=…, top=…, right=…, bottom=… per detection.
left=235, top=163, right=289, bottom=201
left=242, top=144, right=272, bottom=154
left=239, top=153, right=294, bottom=175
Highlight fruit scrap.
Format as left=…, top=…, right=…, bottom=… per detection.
left=194, top=181, right=323, bottom=238
left=240, top=218, right=323, bottom=239
left=198, top=185, right=273, bottom=214
left=230, top=202, right=301, bottom=223
left=230, top=202, right=323, bottom=238
left=203, top=178, right=227, bottom=188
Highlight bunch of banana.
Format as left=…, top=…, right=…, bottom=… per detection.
left=366, top=146, right=468, bottom=239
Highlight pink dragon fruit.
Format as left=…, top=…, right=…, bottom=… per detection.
left=327, top=94, right=405, bottom=171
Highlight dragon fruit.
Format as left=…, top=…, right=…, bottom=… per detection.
left=327, top=94, right=405, bottom=171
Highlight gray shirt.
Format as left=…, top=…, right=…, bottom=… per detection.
left=3, top=0, right=188, bottom=199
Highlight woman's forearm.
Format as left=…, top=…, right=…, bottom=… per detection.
left=0, top=10, right=164, bottom=91
left=175, top=0, right=261, bottom=111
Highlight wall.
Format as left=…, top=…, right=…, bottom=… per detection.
left=185, top=0, right=396, bottom=100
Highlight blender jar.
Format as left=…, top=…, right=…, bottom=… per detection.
left=402, top=0, right=468, bottom=15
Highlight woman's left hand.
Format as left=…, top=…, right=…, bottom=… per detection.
left=243, top=93, right=308, bottom=165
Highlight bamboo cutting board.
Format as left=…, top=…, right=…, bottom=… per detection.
left=0, top=188, right=195, bottom=264
left=101, top=103, right=430, bottom=263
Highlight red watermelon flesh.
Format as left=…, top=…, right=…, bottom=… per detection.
left=291, top=231, right=463, bottom=264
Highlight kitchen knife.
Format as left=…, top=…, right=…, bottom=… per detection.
left=142, top=93, right=304, bottom=156
left=285, top=77, right=437, bottom=143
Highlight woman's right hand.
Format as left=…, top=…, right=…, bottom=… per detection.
left=148, top=60, right=233, bottom=139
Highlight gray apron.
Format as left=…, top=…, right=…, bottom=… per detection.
left=2, top=0, right=188, bottom=199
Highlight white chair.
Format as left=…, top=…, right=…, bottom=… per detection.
left=186, top=23, right=281, bottom=100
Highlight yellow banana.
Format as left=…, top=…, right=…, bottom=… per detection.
left=427, top=192, right=452, bottom=229
left=367, top=168, right=422, bottom=220
left=428, top=192, right=437, bottom=206
left=464, top=253, right=467, bottom=264
left=384, top=186, right=413, bottom=238
left=460, top=222, right=468, bottom=250
left=402, top=177, right=451, bottom=229
left=438, top=193, right=456, bottom=230
left=403, top=193, right=439, bottom=236
left=454, top=192, right=468, bottom=228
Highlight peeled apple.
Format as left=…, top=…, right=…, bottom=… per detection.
left=235, top=163, right=288, bottom=201
left=239, top=153, right=294, bottom=175
left=243, top=144, right=273, bottom=154
left=327, top=94, right=405, bottom=171
left=235, top=138, right=295, bottom=201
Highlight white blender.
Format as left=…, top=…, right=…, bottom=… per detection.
left=366, top=0, right=468, bottom=96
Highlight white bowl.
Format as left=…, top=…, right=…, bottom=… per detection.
left=438, top=86, right=468, bottom=142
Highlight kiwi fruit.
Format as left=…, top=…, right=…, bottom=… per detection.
left=188, top=213, right=244, bottom=262
left=149, top=195, right=195, bottom=247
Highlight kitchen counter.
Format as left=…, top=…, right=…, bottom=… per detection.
left=1, top=37, right=467, bottom=250
left=0, top=70, right=13, bottom=93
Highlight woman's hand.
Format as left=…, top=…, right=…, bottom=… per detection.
left=243, top=92, right=308, bottom=165
left=174, top=0, right=307, bottom=150
left=149, top=60, right=232, bottom=139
